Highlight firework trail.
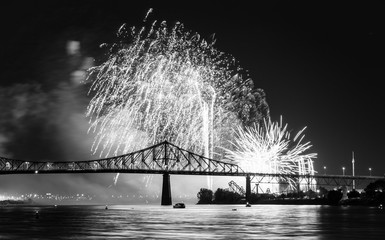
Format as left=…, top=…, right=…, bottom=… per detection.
left=86, top=10, right=268, bottom=188
left=224, top=116, right=317, bottom=192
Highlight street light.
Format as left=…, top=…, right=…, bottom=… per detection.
left=323, top=166, right=326, bottom=175
left=342, top=167, right=345, bottom=176
left=369, top=167, right=372, bottom=176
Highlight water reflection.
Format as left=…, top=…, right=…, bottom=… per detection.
left=1, top=205, right=384, bottom=239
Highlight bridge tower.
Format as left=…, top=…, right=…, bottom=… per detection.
left=161, top=142, right=172, bottom=205
left=161, top=173, right=172, bottom=205
left=352, top=151, right=355, bottom=190
left=246, top=175, right=251, bottom=203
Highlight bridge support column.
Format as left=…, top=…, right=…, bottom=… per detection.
left=341, top=185, right=348, bottom=200
left=296, top=174, right=301, bottom=195
left=161, top=173, right=172, bottom=206
left=246, top=175, right=251, bottom=203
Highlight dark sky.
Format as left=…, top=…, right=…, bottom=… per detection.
left=0, top=0, right=384, bottom=196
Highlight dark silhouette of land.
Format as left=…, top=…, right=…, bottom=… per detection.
left=197, top=179, right=385, bottom=206
left=0, top=198, right=33, bottom=206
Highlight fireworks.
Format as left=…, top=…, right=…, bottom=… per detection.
left=86, top=11, right=266, bottom=157
left=85, top=10, right=315, bottom=192
left=223, top=116, right=317, bottom=192
left=85, top=10, right=268, bottom=188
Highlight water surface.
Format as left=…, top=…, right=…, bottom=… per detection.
left=1, top=204, right=384, bottom=239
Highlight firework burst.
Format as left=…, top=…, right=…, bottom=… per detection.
left=85, top=10, right=268, bottom=188
left=224, top=116, right=317, bottom=192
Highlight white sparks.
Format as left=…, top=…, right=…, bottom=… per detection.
left=223, top=116, right=317, bottom=192
left=86, top=17, right=262, bottom=160
left=85, top=12, right=310, bottom=193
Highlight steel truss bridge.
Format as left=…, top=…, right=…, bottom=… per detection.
left=1, top=141, right=383, bottom=204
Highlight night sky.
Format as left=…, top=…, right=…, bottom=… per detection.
left=0, top=1, right=384, bottom=198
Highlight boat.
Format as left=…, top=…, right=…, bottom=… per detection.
left=246, top=202, right=251, bottom=207
left=173, top=203, right=186, bottom=208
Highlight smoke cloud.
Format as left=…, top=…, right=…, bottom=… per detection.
left=0, top=40, right=121, bottom=200
left=0, top=40, right=222, bottom=203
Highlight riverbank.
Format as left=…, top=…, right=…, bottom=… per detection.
left=0, top=199, right=34, bottom=206
left=252, top=198, right=328, bottom=205
left=248, top=198, right=377, bottom=206
left=202, top=198, right=380, bottom=206
left=201, top=198, right=328, bottom=205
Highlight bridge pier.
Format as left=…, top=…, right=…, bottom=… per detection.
left=296, top=174, right=301, bottom=195
left=161, top=173, right=172, bottom=205
left=246, top=175, right=251, bottom=203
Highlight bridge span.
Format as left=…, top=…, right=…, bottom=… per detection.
left=1, top=141, right=383, bottom=205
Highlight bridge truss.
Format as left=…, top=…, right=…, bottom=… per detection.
left=0, top=141, right=240, bottom=175
left=228, top=180, right=246, bottom=196
left=249, top=173, right=381, bottom=193
left=0, top=141, right=383, bottom=192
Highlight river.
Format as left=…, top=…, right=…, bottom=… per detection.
left=1, top=204, right=384, bottom=239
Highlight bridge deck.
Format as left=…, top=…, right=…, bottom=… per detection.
left=1, top=141, right=383, bottom=188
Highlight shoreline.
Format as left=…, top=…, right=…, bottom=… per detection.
left=199, top=198, right=380, bottom=206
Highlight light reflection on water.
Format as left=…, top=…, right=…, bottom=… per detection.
left=1, top=204, right=385, bottom=239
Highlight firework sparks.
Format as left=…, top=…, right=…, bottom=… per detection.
left=224, top=116, right=317, bottom=192
left=85, top=11, right=268, bottom=188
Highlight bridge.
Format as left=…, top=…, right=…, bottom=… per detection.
left=1, top=141, right=383, bottom=205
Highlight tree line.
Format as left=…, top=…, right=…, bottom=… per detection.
left=197, top=179, right=385, bottom=206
